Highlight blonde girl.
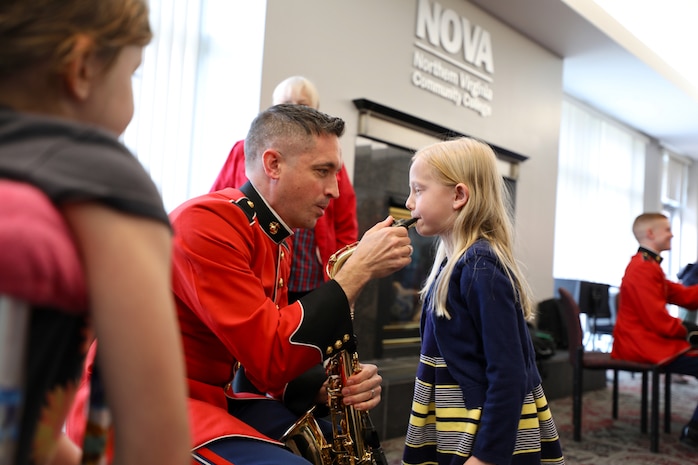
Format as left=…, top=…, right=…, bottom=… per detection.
left=402, top=138, right=564, bottom=465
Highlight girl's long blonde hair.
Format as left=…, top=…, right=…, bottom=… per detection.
left=417, top=137, right=534, bottom=320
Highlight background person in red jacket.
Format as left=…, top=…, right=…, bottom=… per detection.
left=211, top=76, right=358, bottom=303
left=612, top=212, right=698, bottom=447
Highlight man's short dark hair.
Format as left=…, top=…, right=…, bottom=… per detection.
left=245, top=104, right=345, bottom=165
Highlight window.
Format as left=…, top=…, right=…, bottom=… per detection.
left=123, top=0, right=202, bottom=213
left=123, top=0, right=267, bottom=213
left=553, top=98, right=647, bottom=286
left=662, top=151, right=690, bottom=305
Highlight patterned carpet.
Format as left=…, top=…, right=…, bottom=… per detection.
left=379, top=371, right=698, bottom=464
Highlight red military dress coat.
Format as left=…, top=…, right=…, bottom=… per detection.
left=170, top=182, right=354, bottom=449
left=612, top=248, right=698, bottom=364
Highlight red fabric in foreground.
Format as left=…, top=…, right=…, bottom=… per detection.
left=0, top=180, right=86, bottom=313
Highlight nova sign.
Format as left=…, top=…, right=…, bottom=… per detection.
left=412, top=0, right=494, bottom=117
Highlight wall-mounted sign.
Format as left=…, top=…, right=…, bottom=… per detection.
left=412, top=0, right=494, bottom=117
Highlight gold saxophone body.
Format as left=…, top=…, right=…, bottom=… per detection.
left=281, top=217, right=416, bottom=465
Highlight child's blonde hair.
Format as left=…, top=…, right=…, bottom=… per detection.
left=416, top=137, right=534, bottom=320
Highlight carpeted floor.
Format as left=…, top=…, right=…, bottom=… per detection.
left=379, top=371, right=698, bottom=464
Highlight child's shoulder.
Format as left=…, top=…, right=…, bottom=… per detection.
left=461, top=239, right=496, bottom=261
left=455, top=239, right=499, bottom=272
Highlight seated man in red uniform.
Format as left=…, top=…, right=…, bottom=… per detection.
left=612, top=212, right=698, bottom=447
left=171, top=104, right=413, bottom=464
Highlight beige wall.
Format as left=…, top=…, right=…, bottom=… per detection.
left=259, top=0, right=564, bottom=301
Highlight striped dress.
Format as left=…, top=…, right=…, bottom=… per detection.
left=402, top=241, right=565, bottom=465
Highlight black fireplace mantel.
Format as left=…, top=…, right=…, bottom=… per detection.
left=352, top=98, right=528, bottom=165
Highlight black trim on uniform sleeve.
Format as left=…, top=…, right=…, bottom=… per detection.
left=292, top=279, right=355, bottom=358
left=283, top=363, right=329, bottom=417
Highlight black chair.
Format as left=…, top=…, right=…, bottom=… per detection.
left=558, top=287, right=688, bottom=452
left=536, top=297, right=567, bottom=350
left=577, top=281, right=614, bottom=351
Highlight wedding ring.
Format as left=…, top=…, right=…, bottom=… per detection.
left=370, top=388, right=375, bottom=399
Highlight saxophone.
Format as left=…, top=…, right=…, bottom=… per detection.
left=281, top=217, right=416, bottom=465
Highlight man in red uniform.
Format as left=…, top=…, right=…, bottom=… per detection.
left=211, top=76, right=358, bottom=303
left=171, top=104, right=413, bottom=464
left=612, top=212, right=698, bottom=446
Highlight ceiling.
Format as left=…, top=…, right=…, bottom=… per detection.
left=468, top=0, right=698, bottom=159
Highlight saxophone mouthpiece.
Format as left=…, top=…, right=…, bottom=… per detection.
left=326, top=217, right=418, bottom=279
left=393, top=217, right=417, bottom=229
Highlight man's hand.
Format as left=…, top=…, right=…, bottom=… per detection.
left=333, top=217, right=413, bottom=305
left=340, top=363, right=382, bottom=411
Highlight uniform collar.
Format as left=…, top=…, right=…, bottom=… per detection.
left=239, top=181, right=292, bottom=244
left=639, top=246, right=662, bottom=264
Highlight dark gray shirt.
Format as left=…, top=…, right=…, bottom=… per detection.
left=0, top=107, right=168, bottom=226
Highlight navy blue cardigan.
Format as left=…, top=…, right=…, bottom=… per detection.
left=412, top=239, right=540, bottom=464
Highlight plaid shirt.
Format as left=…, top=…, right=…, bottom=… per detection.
left=288, top=228, right=325, bottom=292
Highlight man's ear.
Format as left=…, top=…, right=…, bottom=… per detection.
left=63, top=35, right=97, bottom=101
left=645, top=225, right=656, bottom=240
left=453, top=183, right=469, bottom=210
left=261, top=149, right=283, bottom=180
